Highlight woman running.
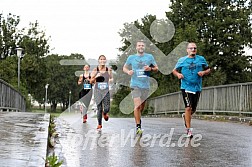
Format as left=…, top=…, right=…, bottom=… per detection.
left=78, top=64, right=93, bottom=123
left=91, top=55, right=113, bottom=130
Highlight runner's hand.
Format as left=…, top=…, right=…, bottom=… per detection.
left=143, top=65, right=151, bottom=71
left=95, top=73, right=101, bottom=78
left=197, top=71, right=205, bottom=77
left=177, top=73, right=184, bottom=79
left=127, top=70, right=134, bottom=76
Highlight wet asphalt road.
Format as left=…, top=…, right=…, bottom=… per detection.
left=0, top=112, right=50, bottom=167
left=55, top=112, right=252, bottom=167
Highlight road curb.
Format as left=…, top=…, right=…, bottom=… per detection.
left=147, top=114, right=252, bottom=126
left=193, top=115, right=252, bottom=125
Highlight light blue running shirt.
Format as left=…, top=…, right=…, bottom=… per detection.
left=174, top=55, right=209, bottom=92
left=125, top=53, right=157, bottom=89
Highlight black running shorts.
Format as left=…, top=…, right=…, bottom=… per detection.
left=181, top=89, right=201, bottom=114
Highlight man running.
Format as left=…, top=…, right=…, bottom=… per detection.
left=123, top=40, right=158, bottom=135
left=172, top=42, right=210, bottom=138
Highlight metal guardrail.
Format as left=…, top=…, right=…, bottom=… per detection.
left=0, top=79, right=26, bottom=112
left=147, top=82, right=252, bottom=116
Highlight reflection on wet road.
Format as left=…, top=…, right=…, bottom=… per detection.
left=55, top=113, right=252, bottom=167
left=0, top=112, right=49, bottom=167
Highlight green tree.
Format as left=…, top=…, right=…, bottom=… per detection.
left=19, top=21, right=50, bottom=100
left=112, top=0, right=252, bottom=116
left=0, top=13, right=51, bottom=111
left=19, top=21, right=50, bottom=57
left=110, top=85, right=132, bottom=117
left=166, top=0, right=252, bottom=84
left=0, top=56, right=18, bottom=85
left=44, top=54, right=83, bottom=112
left=0, top=13, right=20, bottom=59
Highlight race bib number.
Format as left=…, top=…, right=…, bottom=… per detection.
left=136, top=69, right=147, bottom=78
left=98, top=82, right=108, bottom=90
left=84, top=84, right=91, bottom=89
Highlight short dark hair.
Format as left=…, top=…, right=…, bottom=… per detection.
left=136, top=40, right=145, bottom=46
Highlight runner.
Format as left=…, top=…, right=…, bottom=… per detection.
left=172, top=42, right=210, bottom=138
left=91, top=55, right=113, bottom=130
left=123, top=40, right=158, bottom=135
left=78, top=64, right=93, bottom=123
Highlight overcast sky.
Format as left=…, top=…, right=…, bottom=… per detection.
left=2, top=0, right=251, bottom=60
left=2, top=0, right=171, bottom=60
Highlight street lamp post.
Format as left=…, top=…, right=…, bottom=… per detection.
left=28, top=94, right=32, bottom=110
left=16, top=47, right=23, bottom=91
left=45, top=84, right=49, bottom=113
left=69, top=90, right=71, bottom=112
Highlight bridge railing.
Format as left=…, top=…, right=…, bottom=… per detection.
left=0, top=79, right=26, bottom=112
left=147, top=82, right=252, bottom=116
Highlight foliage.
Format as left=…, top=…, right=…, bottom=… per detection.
left=46, top=116, right=62, bottom=167
left=0, top=13, right=50, bottom=101
left=0, top=13, right=20, bottom=59
left=111, top=0, right=252, bottom=116
left=166, top=0, right=252, bottom=84
left=0, top=13, right=85, bottom=112
left=1, top=3, right=252, bottom=115
left=44, top=53, right=84, bottom=112
left=110, top=85, right=133, bottom=117
left=0, top=56, right=18, bottom=83
left=46, top=153, right=63, bottom=167
left=142, top=105, right=154, bottom=116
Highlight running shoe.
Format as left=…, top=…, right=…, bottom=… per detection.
left=97, top=125, right=102, bottom=131
left=136, top=127, right=143, bottom=135
left=186, top=128, right=193, bottom=138
left=103, top=112, right=109, bottom=121
left=83, top=114, right=87, bottom=123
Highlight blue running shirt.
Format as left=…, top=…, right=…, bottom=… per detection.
left=174, top=55, right=209, bottom=92
left=125, top=53, right=157, bottom=89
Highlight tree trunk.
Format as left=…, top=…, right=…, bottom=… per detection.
left=51, top=102, right=57, bottom=112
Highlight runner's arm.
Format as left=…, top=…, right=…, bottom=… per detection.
left=90, top=68, right=98, bottom=84
left=108, top=67, right=113, bottom=83
left=77, top=75, right=83, bottom=85
left=172, top=68, right=184, bottom=79
left=123, top=64, right=134, bottom=75
left=198, top=67, right=210, bottom=77
left=150, top=64, right=158, bottom=72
